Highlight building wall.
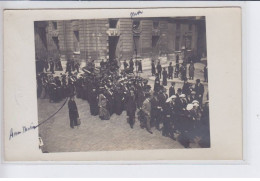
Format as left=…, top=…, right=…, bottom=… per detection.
left=34, top=17, right=207, bottom=62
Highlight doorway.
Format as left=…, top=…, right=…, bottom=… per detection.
left=109, top=36, right=119, bottom=61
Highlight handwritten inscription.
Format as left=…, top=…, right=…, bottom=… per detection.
left=130, top=10, right=143, bottom=18
left=9, top=123, right=37, bottom=140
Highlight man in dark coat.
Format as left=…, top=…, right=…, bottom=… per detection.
left=151, top=60, right=156, bottom=76
left=194, top=79, right=204, bottom=105
left=182, top=78, right=190, bottom=98
left=138, top=60, right=143, bottom=73
left=176, top=54, right=179, bottom=64
left=158, top=88, right=168, bottom=109
left=89, top=87, right=99, bottom=116
left=175, top=63, right=180, bottom=78
left=154, top=73, right=160, bottom=92
left=57, top=58, right=63, bottom=71
left=75, top=62, right=80, bottom=73
left=114, top=87, right=124, bottom=115
left=66, top=61, right=72, bottom=75
left=49, top=58, right=55, bottom=74
left=129, top=58, right=134, bottom=73
left=180, top=63, right=186, bottom=81
left=168, top=62, right=173, bottom=79
left=126, top=89, right=136, bottom=128
left=68, top=96, right=79, bottom=128
left=162, top=67, right=168, bottom=86
left=169, top=82, right=175, bottom=97
left=162, top=100, right=174, bottom=137
left=189, top=62, right=195, bottom=80
left=156, top=61, right=162, bottom=79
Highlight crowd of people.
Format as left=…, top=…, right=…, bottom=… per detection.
left=151, top=54, right=208, bottom=83
left=36, top=56, right=210, bottom=148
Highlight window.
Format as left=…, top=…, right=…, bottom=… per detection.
left=109, top=19, right=118, bottom=28
left=52, top=22, right=57, bottom=30
left=153, top=21, right=159, bottom=29
left=186, top=36, right=192, bottom=50
left=189, top=24, right=192, bottom=31
left=133, top=20, right=140, bottom=30
left=73, top=31, right=80, bottom=52
left=152, top=36, right=159, bottom=48
left=176, top=23, right=180, bottom=31
left=175, top=36, right=180, bottom=51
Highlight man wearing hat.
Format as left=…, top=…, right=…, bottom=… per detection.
left=168, top=62, right=173, bottom=79
left=194, top=79, right=204, bottom=105
left=138, top=59, right=143, bottom=73
left=129, top=58, right=134, bottom=73
left=180, top=63, right=186, bottom=81
left=154, top=73, right=160, bottom=92
left=151, top=60, right=156, bottom=76
left=162, top=67, right=168, bottom=86
left=49, top=58, right=55, bottom=74
left=156, top=61, right=162, bottom=79
left=169, top=82, right=176, bottom=97
left=182, top=77, right=191, bottom=100
left=162, top=97, right=174, bottom=138
left=68, top=96, right=80, bottom=129
left=126, top=88, right=137, bottom=128
left=89, top=86, right=99, bottom=116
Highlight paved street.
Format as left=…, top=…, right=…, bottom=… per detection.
left=38, top=97, right=186, bottom=153
left=38, top=61, right=207, bottom=153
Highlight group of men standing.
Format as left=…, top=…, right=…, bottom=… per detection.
left=123, top=58, right=143, bottom=74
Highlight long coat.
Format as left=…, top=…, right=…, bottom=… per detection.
left=126, top=94, right=136, bottom=117
left=151, top=62, right=156, bottom=75
left=162, top=70, right=168, bottom=86
left=189, top=64, right=195, bottom=78
left=182, top=82, right=190, bottom=96
left=114, top=89, right=124, bottom=115
left=68, top=99, right=79, bottom=128
left=157, top=64, right=162, bottom=73
left=89, top=89, right=99, bottom=116
left=169, top=86, right=175, bottom=97
left=154, top=76, right=160, bottom=92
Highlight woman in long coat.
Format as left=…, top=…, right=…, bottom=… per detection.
left=162, top=67, right=168, bottom=86
left=98, top=92, right=110, bottom=120
left=189, top=63, right=195, bottom=80
left=68, top=96, right=79, bottom=128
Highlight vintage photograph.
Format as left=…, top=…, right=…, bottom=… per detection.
left=34, top=16, right=210, bottom=153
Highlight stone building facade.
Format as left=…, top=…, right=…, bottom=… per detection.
left=34, top=17, right=207, bottom=62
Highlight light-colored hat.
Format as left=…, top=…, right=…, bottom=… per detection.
left=179, top=94, right=186, bottom=98
left=193, top=103, right=199, bottom=107
left=192, top=100, right=199, bottom=104
left=166, top=97, right=172, bottom=103
left=170, top=95, right=177, bottom=99
left=186, top=104, right=194, bottom=111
